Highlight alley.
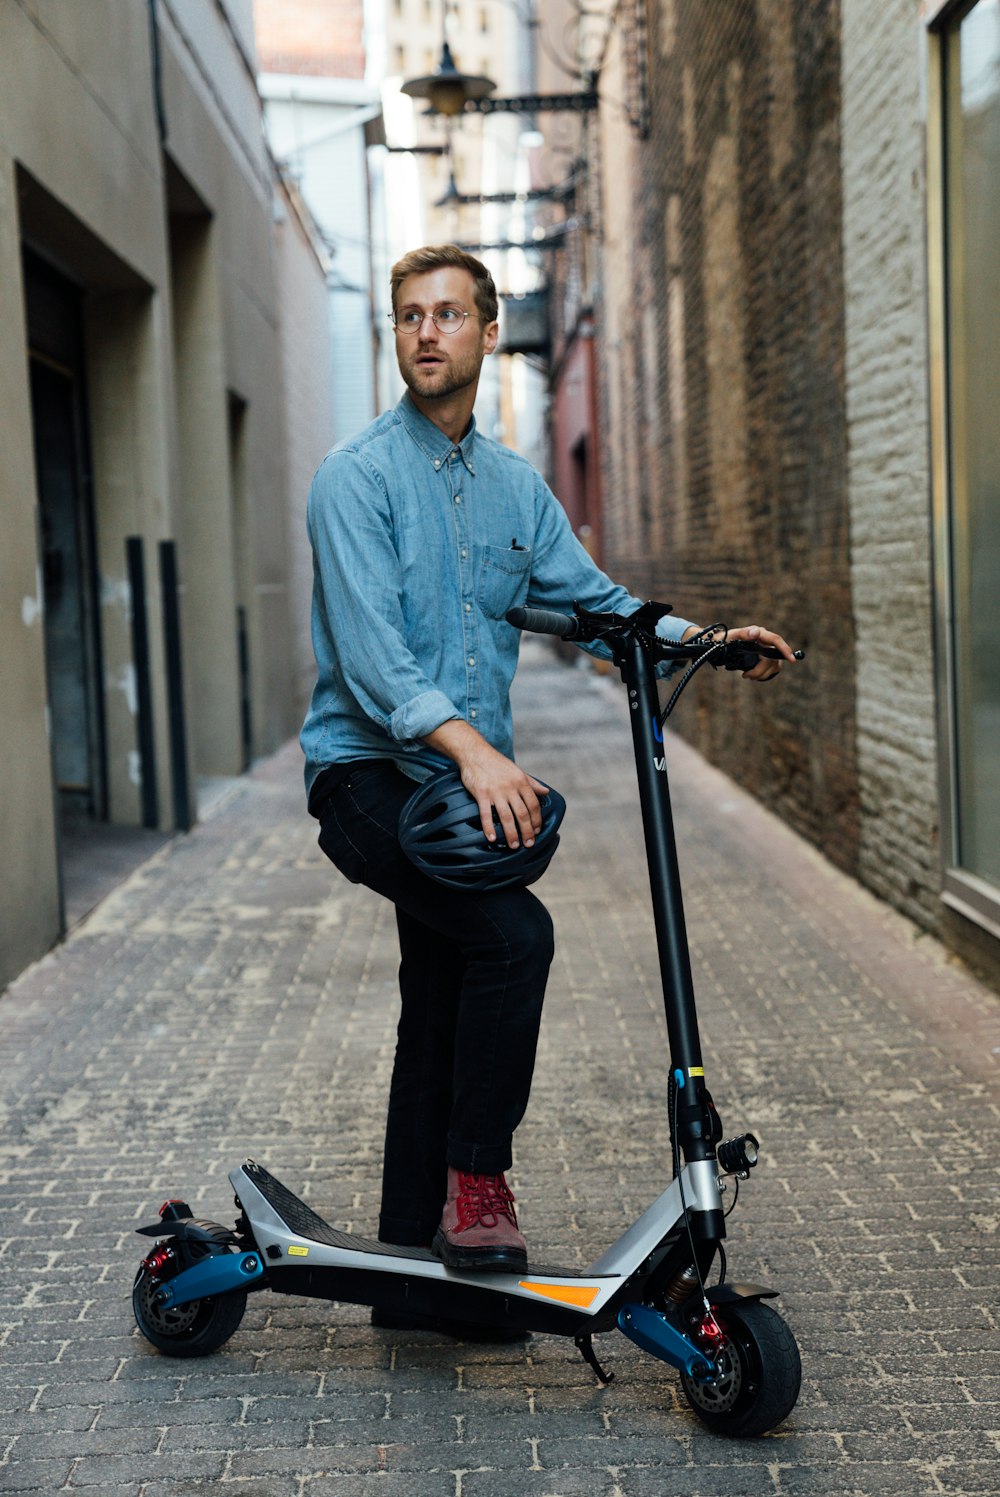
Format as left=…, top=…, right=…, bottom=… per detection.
left=1, top=642, right=999, bottom=1497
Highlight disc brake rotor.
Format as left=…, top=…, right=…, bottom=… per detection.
left=137, top=1272, right=201, bottom=1336
left=684, top=1339, right=743, bottom=1412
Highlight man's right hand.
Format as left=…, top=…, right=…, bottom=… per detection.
left=424, top=720, right=549, bottom=849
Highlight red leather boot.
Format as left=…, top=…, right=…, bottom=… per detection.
left=432, top=1167, right=529, bottom=1272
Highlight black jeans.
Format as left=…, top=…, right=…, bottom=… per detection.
left=317, top=762, right=555, bottom=1246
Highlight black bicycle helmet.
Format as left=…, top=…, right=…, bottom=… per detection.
left=398, top=766, right=566, bottom=891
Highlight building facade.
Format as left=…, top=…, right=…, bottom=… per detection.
left=0, top=0, right=333, bottom=988
left=255, top=0, right=386, bottom=443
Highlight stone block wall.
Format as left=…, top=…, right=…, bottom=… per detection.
left=840, top=0, right=940, bottom=930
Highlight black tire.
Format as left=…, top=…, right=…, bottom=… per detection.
left=679, top=1299, right=801, bottom=1437
left=132, top=1221, right=247, bottom=1358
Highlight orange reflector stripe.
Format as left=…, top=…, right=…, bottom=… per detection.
left=518, top=1281, right=601, bottom=1308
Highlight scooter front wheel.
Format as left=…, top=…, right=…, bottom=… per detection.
left=679, top=1299, right=801, bottom=1437
left=132, top=1221, right=247, bottom=1358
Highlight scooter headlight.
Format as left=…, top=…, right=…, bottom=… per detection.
left=717, top=1133, right=759, bottom=1177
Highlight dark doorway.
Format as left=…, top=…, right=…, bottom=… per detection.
left=30, top=357, right=105, bottom=818
left=24, top=252, right=169, bottom=926
left=24, top=254, right=106, bottom=824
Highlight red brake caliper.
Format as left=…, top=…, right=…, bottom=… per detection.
left=141, top=1243, right=175, bottom=1279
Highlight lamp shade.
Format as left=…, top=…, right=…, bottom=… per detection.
left=401, top=41, right=496, bottom=117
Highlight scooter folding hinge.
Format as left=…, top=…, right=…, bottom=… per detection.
left=617, top=1303, right=714, bottom=1378
left=152, top=1251, right=264, bottom=1310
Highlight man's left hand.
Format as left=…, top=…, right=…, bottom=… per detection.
left=683, top=623, right=798, bottom=681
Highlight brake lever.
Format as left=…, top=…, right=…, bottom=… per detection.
left=720, top=645, right=806, bottom=672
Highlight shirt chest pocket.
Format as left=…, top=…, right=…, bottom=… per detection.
left=476, top=544, right=533, bottom=620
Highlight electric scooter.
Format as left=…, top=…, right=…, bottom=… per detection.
left=131, top=602, right=804, bottom=1438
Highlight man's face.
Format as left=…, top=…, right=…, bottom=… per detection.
left=393, top=267, right=498, bottom=404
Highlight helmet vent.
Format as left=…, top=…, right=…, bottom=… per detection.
left=398, top=767, right=565, bottom=891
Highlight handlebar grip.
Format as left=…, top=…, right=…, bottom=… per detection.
left=722, top=644, right=806, bottom=670
left=506, top=605, right=580, bottom=640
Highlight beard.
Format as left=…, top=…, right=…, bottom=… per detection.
left=397, top=342, right=484, bottom=402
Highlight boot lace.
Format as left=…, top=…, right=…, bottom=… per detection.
left=454, top=1172, right=518, bottom=1233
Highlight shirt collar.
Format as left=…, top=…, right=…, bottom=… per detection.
left=397, top=391, right=477, bottom=476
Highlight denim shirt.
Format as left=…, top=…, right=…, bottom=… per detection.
left=300, top=393, right=695, bottom=796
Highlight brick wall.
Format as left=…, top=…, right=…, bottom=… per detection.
left=595, top=0, right=859, bottom=876
left=253, top=0, right=365, bottom=79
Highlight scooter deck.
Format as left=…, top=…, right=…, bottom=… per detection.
left=238, top=1159, right=601, bottom=1276
left=234, top=1160, right=627, bottom=1336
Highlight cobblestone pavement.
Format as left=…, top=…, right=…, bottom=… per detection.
left=2, top=642, right=999, bottom=1497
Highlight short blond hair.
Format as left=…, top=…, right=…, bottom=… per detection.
left=390, top=245, right=498, bottom=324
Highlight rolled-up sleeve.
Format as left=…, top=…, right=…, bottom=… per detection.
left=308, top=452, right=461, bottom=743
left=387, top=688, right=460, bottom=743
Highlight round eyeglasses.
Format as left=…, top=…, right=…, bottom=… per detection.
left=390, top=305, right=474, bottom=335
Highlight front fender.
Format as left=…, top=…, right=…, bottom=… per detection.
left=705, top=1281, right=779, bottom=1307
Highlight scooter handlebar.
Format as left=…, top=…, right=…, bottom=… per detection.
left=507, top=604, right=805, bottom=671
left=506, top=605, right=580, bottom=640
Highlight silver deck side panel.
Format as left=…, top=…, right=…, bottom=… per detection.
left=587, top=1162, right=722, bottom=1275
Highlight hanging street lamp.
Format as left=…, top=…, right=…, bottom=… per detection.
left=399, top=40, right=496, bottom=117
left=402, top=39, right=598, bottom=117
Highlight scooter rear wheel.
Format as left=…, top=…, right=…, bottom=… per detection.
left=132, top=1220, right=247, bottom=1358
left=679, top=1299, right=800, bottom=1437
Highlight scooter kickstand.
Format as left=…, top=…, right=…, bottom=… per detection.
left=575, top=1332, right=615, bottom=1386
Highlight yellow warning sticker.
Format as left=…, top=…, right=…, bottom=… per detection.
left=287, top=1245, right=309, bottom=1257
left=689, top=1067, right=705, bottom=1077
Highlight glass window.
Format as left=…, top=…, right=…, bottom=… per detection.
left=942, top=0, right=1000, bottom=886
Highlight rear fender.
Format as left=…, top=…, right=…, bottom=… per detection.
left=136, top=1217, right=239, bottom=1247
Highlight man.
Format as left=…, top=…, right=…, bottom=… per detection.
left=301, top=245, right=794, bottom=1303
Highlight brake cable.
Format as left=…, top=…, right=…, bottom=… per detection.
left=657, top=625, right=728, bottom=727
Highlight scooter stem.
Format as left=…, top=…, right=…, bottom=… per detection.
left=622, top=632, right=710, bottom=1164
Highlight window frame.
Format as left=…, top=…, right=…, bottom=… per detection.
left=926, top=0, right=1000, bottom=938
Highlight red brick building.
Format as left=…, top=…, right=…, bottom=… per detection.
left=590, top=1, right=858, bottom=872
left=532, top=0, right=1000, bottom=979
left=254, top=0, right=365, bottom=79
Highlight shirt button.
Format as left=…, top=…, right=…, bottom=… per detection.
left=468, top=655, right=476, bottom=666
left=434, top=459, right=441, bottom=469
left=470, top=709, right=477, bottom=719
left=454, top=494, right=462, bottom=504
left=465, top=602, right=472, bottom=612
left=461, top=548, right=468, bottom=559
